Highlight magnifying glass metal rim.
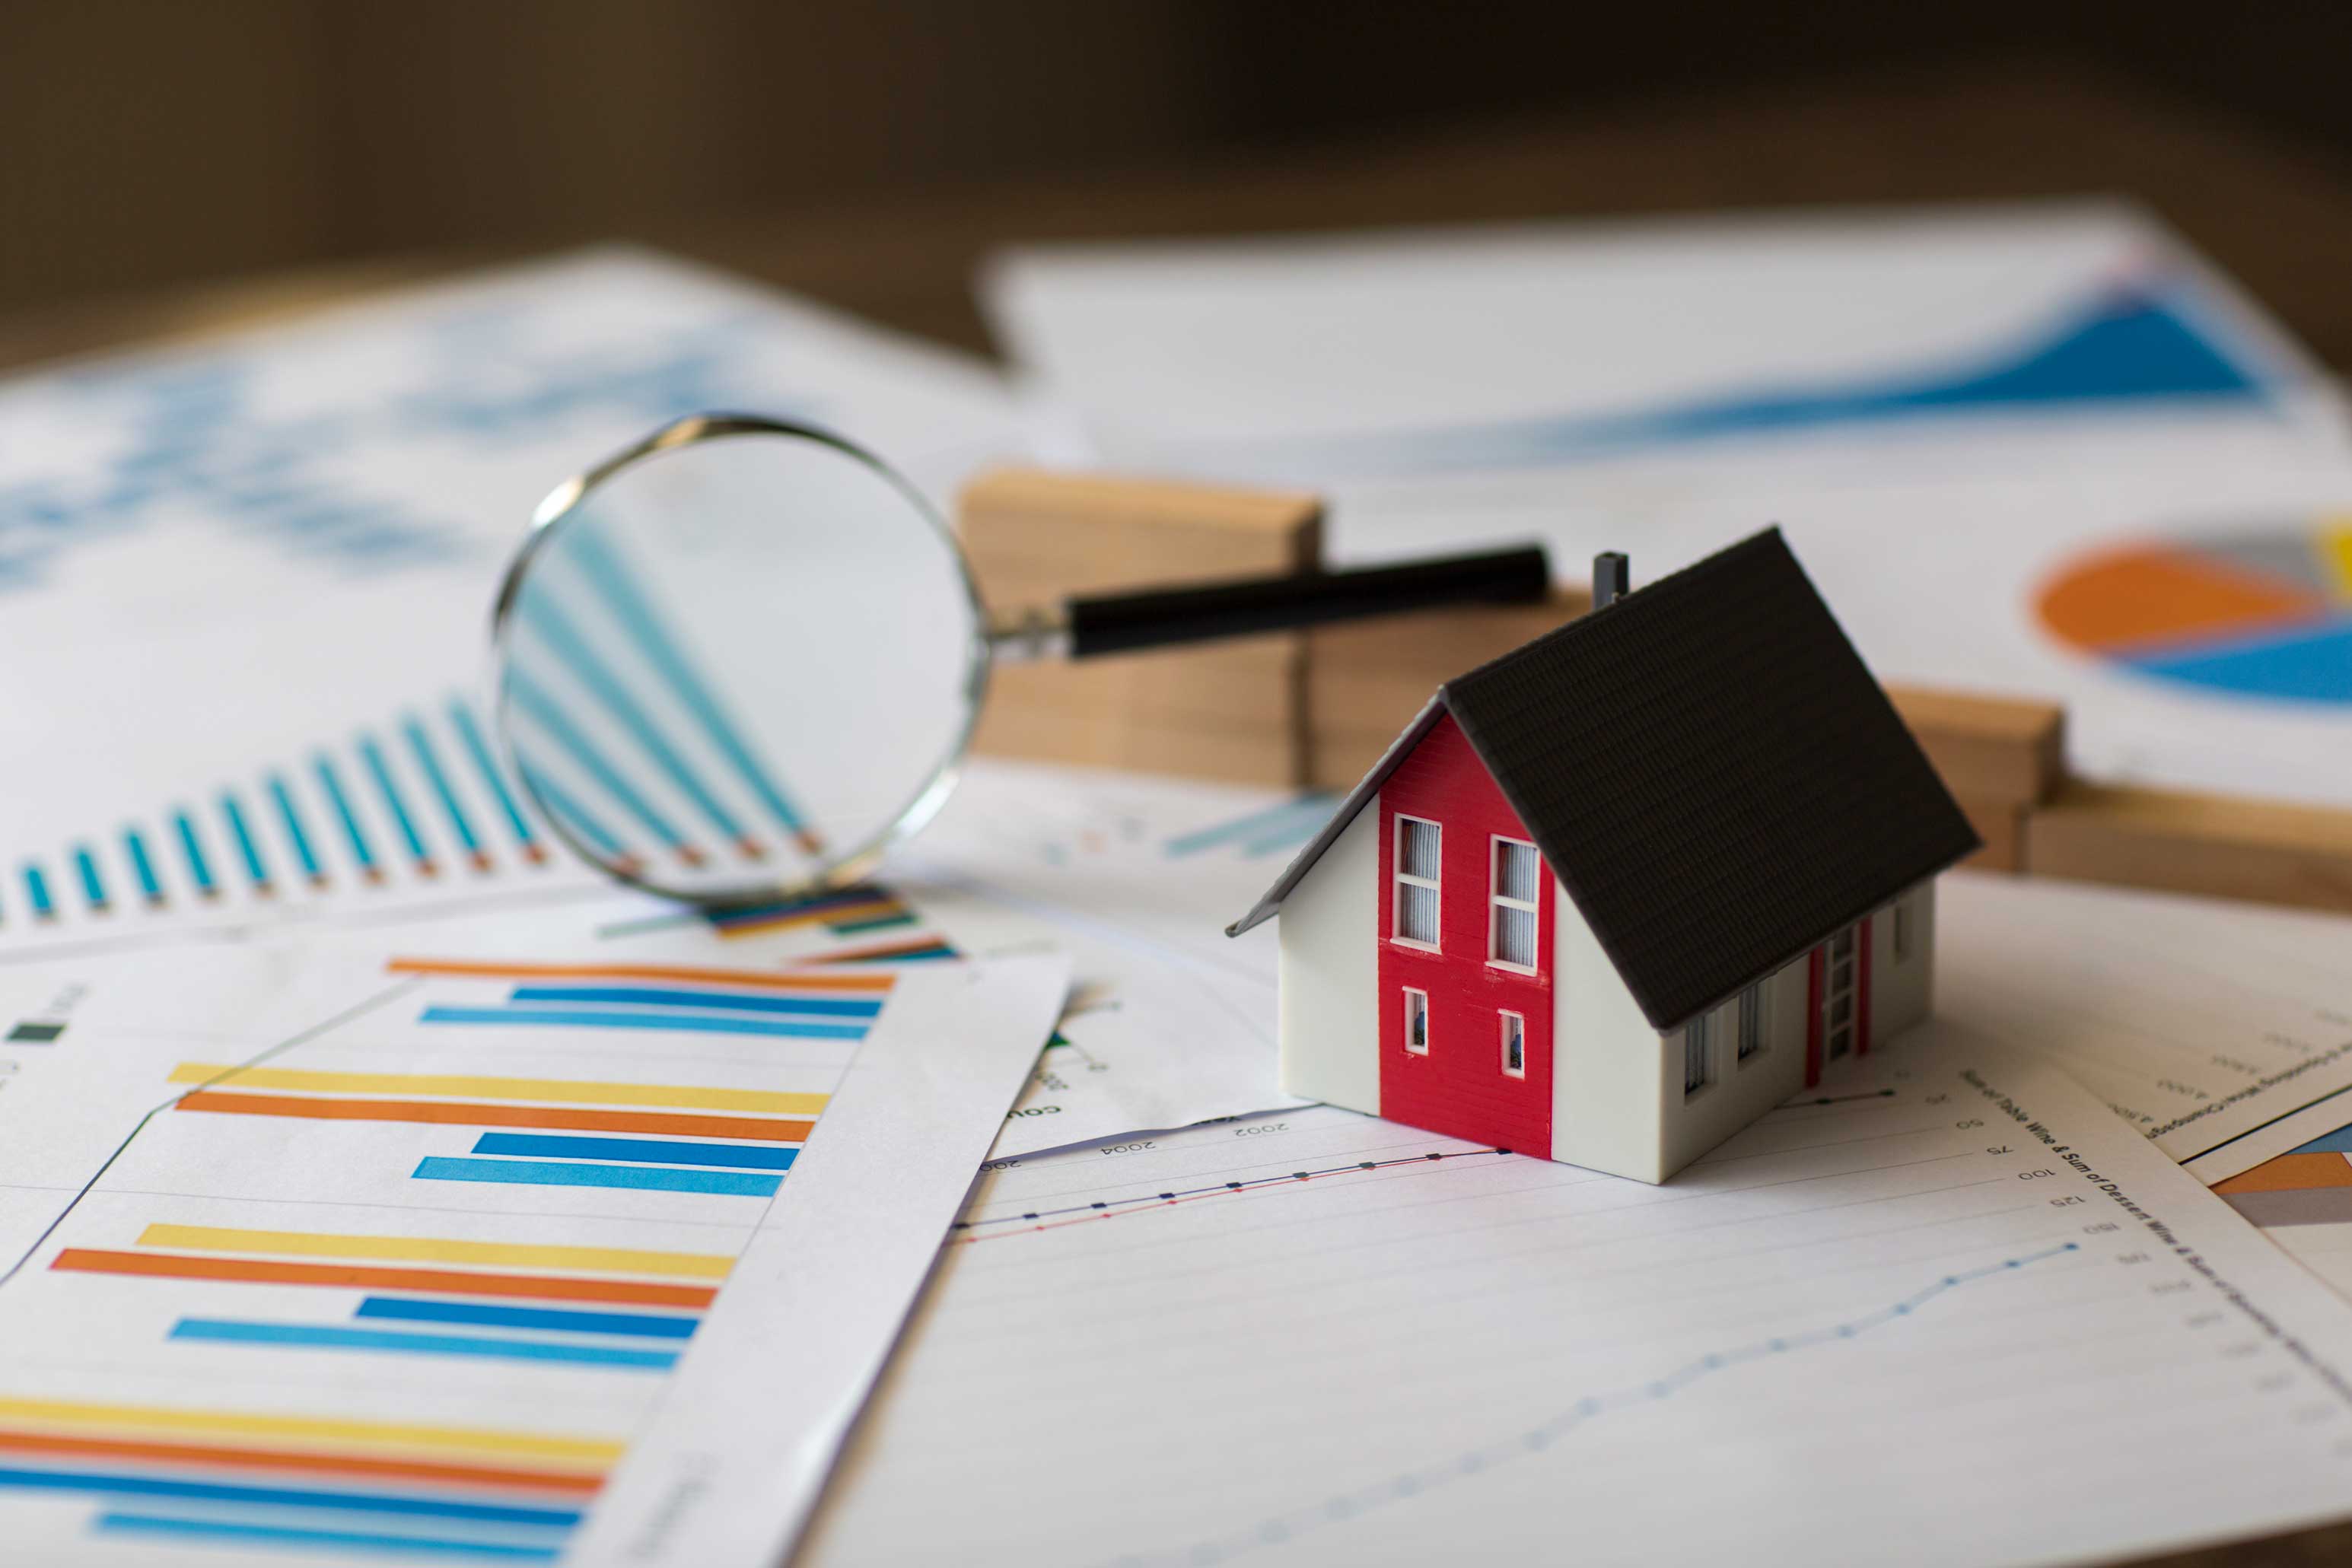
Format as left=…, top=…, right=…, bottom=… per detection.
left=488, top=411, right=993, bottom=911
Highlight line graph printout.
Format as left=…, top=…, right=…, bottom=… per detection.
left=0, top=939, right=1065, bottom=1566
left=1938, top=873, right=2352, bottom=1182
left=0, top=246, right=1023, bottom=956
left=805, top=1023, right=2352, bottom=1568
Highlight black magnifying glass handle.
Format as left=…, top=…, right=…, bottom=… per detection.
left=1030, top=545, right=1552, bottom=660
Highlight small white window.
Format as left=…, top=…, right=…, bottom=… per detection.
left=1683, top=1013, right=1713, bottom=1097
left=1500, top=1011, right=1526, bottom=1078
left=1892, top=900, right=1914, bottom=963
left=1736, top=984, right=1763, bottom=1062
left=1488, top=838, right=1540, bottom=971
left=1393, top=817, right=1441, bottom=949
left=1403, top=988, right=1430, bottom=1054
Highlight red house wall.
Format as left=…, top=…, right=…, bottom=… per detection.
left=1376, top=714, right=1554, bottom=1156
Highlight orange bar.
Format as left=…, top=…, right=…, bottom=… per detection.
left=2213, top=1152, right=2352, bottom=1196
left=0, top=1426, right=600, bottom=1494
left=49, top=1249, right=718, bottom=1309
left=387, top=957, right=892, bottom=992
left=174, top=1092, right=812, bottom=1143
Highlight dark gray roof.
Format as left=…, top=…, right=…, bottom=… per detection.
left=1228, top=528, right=1979, bottom=1029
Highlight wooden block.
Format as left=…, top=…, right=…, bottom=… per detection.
left=958, top=468, right=1321, bottom=784
left=1954, top=797, right=2026, bottom=873
left=2024, top=782, right=2352, bottom=915
left=1883, top=687, right=2066, bottom=807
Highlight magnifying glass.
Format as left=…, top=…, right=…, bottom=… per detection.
left=490, top=413, right=1549, bottom=908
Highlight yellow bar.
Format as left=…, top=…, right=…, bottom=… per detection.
left=0, top=1396, right=622, bottom=1465
left=167, top=1064, right=829, bottom=1116
left=2321, top=521, right=2352, bottom=597
left=135, top=1224, right=734, bottom=1281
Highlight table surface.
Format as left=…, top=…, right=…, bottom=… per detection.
left=4, top=62, right=2349, bottom=1567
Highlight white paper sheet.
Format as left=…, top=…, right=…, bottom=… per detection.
left=806, top=1024, right=2352, bottom=1567
left=0, top=248, right=1024, bottom=953
left=0, top=935, right=1066, bottom=1566
left=1940, top=872, right=2352, bottom=1180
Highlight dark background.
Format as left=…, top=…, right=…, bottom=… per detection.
left=6, top=1, right=2352, bottom=359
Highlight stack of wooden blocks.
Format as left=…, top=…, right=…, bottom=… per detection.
left=957, top=468, right=2352, bottom=915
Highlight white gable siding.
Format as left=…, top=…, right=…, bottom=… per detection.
left=1548, top=882, right=1665, bottom=1180
left=1870, top=882, right=1936, bottom=1044
left=1276, top=792, right=1381, bottom=1115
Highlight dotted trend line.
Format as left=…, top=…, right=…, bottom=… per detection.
left=950, top=1147, right=1513, bottom=1245
left=1109, top=1240, right=2082, bottom=1567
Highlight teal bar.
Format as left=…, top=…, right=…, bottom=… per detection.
left=450, top=697, right=539, bottom=853
left=404, top=715, right=482, bottom=860
left=219, top=790, right=270, bottom=889
left=169, top=1318, right=677, bottom=1369
left=122, top=827, right=164, bottom=905
left=269, top=773, right=324, bottom=883
left=413, top=1156, right=780, bottom=1197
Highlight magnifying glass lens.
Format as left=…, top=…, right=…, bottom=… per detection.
left=495, top=423, right=985, bottom=905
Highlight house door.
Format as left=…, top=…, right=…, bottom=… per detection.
left=1806, top=919, right=1873, bottom=1086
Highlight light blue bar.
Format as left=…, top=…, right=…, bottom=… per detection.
left=473, top=1131, right=797, bottom=1170
left=517, top=766, right=629, bottom=860
left=96, top=1515, right=562, bottom=1563
left=413, top=1156, right=781, bottom=1197
left=122, top=827, right=163, bottom=904
left=21, top=864, right=53, bottom=918
left=517, top=590, right=752, bottom=848
left=1165, top=793, right=1338, bottom=858
left=169, top=1318, right=679, bottom=1369
left=0, top=1464, right=578, bottom=1525
left=507, top=984, right=881, bottom=1019
left=450, top=697, right=539, bottom=851
left=269, top=773, right=324, bottom=882
left=172, top=808, right=218, bottom=895
left=562, top=522, right=810, bottom=837
left=2290, top=1124, right=2352, bottom=1156
left=503, top=669, right=690, bottom=852
left=359, top=734, right=430, bottom=866
left=220, top=790, right=269, bottom=888
left=419, top=1005, right=864, bottom=1041
left=403, top=715, right=482, bottom=857
left=72, top=844, right=107, bottom=908
left=356, top=1295, right=700, bottom=1339
left=313, top=755, right=377, bottom=873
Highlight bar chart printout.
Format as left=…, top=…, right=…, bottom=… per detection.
left=804, top=1023, right=2352, bottom=1568
left=0, top=943, right=1068, bottom=1566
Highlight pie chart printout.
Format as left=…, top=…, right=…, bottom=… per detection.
left=2035, top=521, right=2352, bottom=704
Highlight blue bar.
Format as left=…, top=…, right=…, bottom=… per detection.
left=356, top=1296, right=699, bottom=1340
left=414, top=1156, right=781, bottom=1197
left=0, top=1464, right=581, bottom=1526
left=172, top=809, right=218, bottom=895
left=2290, top=1124, right=2352, bottom=1156
left=508, top=984, right=881, bottom=1019
left=1165, top=793, right=1338, bottom=858
left=24, top=863, right=56, bottom=918
left=419, top=1006, right=864, bottom=1041
left=517, top=592, right=752, bottom=848
left=404, top=715, right=482, bottom=858
left=219, top=790, right=270, bottom=889
left=503, top=669, right=692, bottom=854
left=97, top=1515, right=562, bottom=1563
left=473, top=1132, right=797, bottom=1171
left=170, top=1318, right=678, bottom=1369
left=72, top=844, right=108, bottom=909
left=125, top=829, right=166, bottom=905
left=313, top=756, right=378, bottom=876
left=450, top=698, right=539, bottom=853
left=269, top=772, right=324, bottom=883
left=562, top=523, right=810, bottom=838
left=518, top=765, right=629, bottom=861
left=360, top=734, right=431, bottom=867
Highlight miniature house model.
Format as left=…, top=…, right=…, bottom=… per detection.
left=1227, top=529, right=1980, bottom=1184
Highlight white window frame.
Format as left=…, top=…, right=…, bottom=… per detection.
left=1487, top=835, right=1541, bottom=974
left=1499, top=1010, right=1526, bottom=1079
left=1892, top=898, right=1914, bottom=964
left=1392, top=816, right=1442, bottom=952
left=1402, top=988, right=1431, bottom=1055
left=1736, top=984, right=1764, bottom=1063
left=1683, top=1012, right=1714, bottom=1099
